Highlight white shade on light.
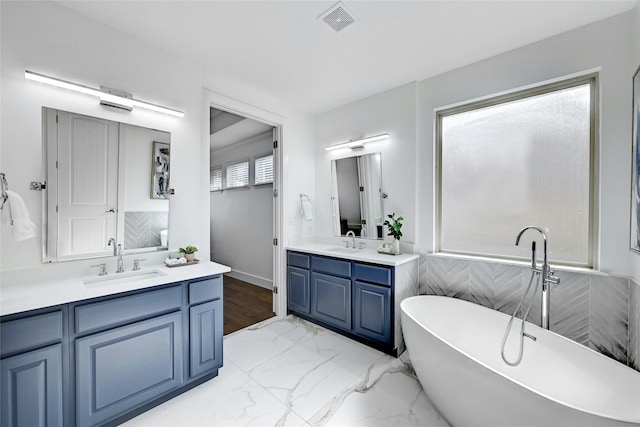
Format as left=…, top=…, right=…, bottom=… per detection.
left=325, top=133, right=389, bottom=151
left=25, top=70, right=184, bottom=117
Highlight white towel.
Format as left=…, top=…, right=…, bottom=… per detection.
left=6, top=190, right=37, bottom=241
left=301, top=199, right=313, bottom=221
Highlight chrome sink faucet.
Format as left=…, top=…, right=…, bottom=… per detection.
left=346, top=231, right=356, bottom=248
left=515, top=226, right=560, bottom=330
left=115, top=243, right=124, bottom=273
left=107, top=237, right=116, bottom=256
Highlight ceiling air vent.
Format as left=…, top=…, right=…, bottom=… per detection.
left=318, top=2, right=357, bottom=33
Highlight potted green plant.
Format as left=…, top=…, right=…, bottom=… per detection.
left=179, top=245, right=198, bottom=262
left=383, top=213, right=403, bottom=254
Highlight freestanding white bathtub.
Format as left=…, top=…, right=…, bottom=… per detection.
left=401, top=295, right=640, bottom=427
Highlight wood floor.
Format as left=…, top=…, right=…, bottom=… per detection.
left=223, top=275, right=274, bottom=335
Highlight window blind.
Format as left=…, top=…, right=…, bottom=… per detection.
left=254, top=154, right=274, bottom=185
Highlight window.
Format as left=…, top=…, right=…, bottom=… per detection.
left=210, top=166, right=222, bottom=192
left=254, top=154, right=274, bottom=185
left=436, top=75, right=596, bottom=267
left=225, top=161, right=249, bottom=189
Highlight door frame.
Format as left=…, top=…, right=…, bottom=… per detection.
left=203, top=90, right=285, bottom=316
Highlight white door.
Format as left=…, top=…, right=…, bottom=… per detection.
left=56, top=111, right=119, bottom=260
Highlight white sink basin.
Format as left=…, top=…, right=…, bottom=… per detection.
left=326, top=246, right=363, bottom=254
left=84, top=269, right=167, bottom=287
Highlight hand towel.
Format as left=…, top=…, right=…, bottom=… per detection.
left=6, top=190, right=37, bottom=241
left=301, top=199, right=313, bottom=221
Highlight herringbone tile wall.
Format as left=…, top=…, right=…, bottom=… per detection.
left=418, top=254, right=640, bottom=372
left=124, top=211, right=168, bottom=249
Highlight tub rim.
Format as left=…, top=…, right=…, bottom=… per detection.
left=401, top=294, right=640, bottom=425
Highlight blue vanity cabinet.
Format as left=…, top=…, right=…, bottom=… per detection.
left=75, top=311, right=184, bottom=427
left=287, top=252, right=311, bottom=314
left=353, top=262, right=392, bottom=347
left=286, top=250, right=394, bottom=353
left=188, top=276, right=223, bottom=378
left=353, top=281, right=391, bottom=345
left=74, top=286, right=184, bottom=427
left=310, top=254, right=352, bottom=330
left=0, top=308, right=67, bottom=427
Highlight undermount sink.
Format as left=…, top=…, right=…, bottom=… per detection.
left=325, top=246, right=362, bottom=254
left=84, top=269, right=167, bottom=287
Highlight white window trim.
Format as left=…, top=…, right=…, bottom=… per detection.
left=435, top=73, right=599, bottom=268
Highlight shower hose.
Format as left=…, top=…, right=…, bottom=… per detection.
left=500, top=269, right=540, bottom=366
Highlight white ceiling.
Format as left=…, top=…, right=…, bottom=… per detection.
left=210, top=109, right=273, bottom=151
left=55, top=0, right=637, bottom=114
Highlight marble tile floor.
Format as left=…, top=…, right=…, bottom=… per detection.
left=122, top=315, right=450, bottom=427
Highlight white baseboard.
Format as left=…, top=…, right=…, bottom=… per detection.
left=225, top=270, right=273, bottom=290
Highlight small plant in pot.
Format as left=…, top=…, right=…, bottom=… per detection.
left=383, top=213, right=403, bottom=254
left=179, top=245, right=198, bottom=262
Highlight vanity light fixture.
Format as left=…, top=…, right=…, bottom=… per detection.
left=324, top=133, right=389, bottom=151
left=25, top=70, right=184, bottom=118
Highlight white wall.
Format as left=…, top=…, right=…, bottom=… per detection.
left=121, top=125, right=170, bottom=212
left=0, top=1, right=316, bottom=294
left=630, top=3, right=640, bottom=282
left=315, top=83, right=417, bottom=243
left=0, top=1, right=196, bottom=275
left=418, top=11, right=634, bottom=275
left=315, top=12, right=635, bottom=276
left=210, top=132, right=273, bottom=287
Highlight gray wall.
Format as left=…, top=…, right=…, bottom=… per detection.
left=210, top=131, right=273, bottom=289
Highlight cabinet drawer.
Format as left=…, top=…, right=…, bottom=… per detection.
left=354, top=263, right=392, bottom=287
left=189, top=276, right=222, bottom=305
left=1, top=311, right=63, bottom=356
left=287, top=251, right=310, bottom=269
left=312, top=256, right=351, bottom=278
left=75, top=285, right=182, bottom=335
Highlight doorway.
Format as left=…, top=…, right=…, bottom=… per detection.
left=209, top=107, right=278, bottom=335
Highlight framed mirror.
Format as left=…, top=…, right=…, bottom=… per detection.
left=43, top=108, right=170, bottom=262
left=331, top=152, right=384, bottom=239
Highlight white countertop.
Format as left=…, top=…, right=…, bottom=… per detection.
left=0, top=261, right=231, bottom=316
left=286, top=242, right=419, bottom=266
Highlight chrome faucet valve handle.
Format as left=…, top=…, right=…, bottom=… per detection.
left=132, top=259, right=146, bottom=271
left=91, top=263, right=108, bottom=276
left=343, top=240, right=350, bottom=248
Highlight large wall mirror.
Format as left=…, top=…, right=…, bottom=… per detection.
left=43, top=108, right=170, bottom=262
left=331, top=152, right=384, bottom=239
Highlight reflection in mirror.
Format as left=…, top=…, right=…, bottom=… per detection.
left=43, top=108, right=170, bottom=262
left=331, top=153, right=384, bottom=239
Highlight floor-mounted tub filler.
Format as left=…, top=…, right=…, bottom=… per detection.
left=401, top=295, right=640, bottom=427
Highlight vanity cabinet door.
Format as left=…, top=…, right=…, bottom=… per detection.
left=75, top=311, right=183, bottom=427
left=190, top=300, right=223, bottom=378
left=311, top=272, right=352, bottom=330
left=288, top=266, right=310, bottom=314
left=353, top=281, right=391, bottom=345
left=1, top=344, right=64, bottom=427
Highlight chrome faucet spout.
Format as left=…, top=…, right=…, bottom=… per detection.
left=345, top=231, right=356, bottom=248
left=107, top=237, right=116, bottom=256
left=515, top=225, right=548, bottom=268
